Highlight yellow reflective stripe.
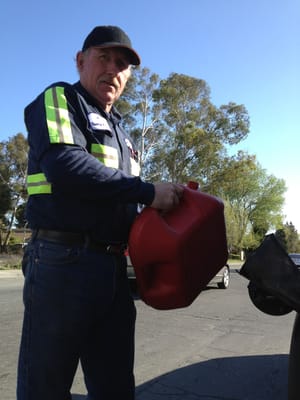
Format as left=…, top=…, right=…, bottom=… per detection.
left=44, top=87, right=74, bottom=144
left=91, top=144, right=118, bottom=168
left=130, top=158, right=140, bottom=176
left=27, top=173, right=52, bottom=195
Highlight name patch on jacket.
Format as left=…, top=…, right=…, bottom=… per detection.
left=88, top=113, right=111, bottom=132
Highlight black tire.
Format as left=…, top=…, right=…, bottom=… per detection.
left=248, top=281, right=293, bottom=316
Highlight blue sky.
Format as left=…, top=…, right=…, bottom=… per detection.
left=1, top=0, right=299, bottom=231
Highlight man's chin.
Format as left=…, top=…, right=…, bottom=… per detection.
left=97, top=95, right=115, bottom=111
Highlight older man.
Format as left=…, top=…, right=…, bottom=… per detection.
left=17, top=25, right=183, bottom=400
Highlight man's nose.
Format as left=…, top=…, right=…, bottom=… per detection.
left=105, top=59, right=119, bottom=75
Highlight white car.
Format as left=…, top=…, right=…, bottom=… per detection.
left=126, top=252, right=230, bottom=295
left=208, top=264, right=230, bottom=289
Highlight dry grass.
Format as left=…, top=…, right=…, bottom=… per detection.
left=0, top=253, right=22, bottom=269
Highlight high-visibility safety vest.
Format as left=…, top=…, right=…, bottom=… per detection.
left=24, top=81, right=154, bottom=242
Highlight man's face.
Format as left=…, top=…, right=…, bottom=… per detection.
left=76, top=47, right=131, bottom=112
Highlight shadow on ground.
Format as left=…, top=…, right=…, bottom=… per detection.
left=136, top=354, right=288, bottom=399
left=72, top=354, right=288, bottom=399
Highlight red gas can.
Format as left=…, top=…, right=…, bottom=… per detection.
left=128, top=182, right=228, bottom=309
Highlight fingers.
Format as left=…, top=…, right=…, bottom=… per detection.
left=171, top=184, right=183, bottom=207
left=150, top=183, right=185, bottom=212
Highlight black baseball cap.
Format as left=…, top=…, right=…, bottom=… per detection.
left=82, top=25, right=141, bottom=65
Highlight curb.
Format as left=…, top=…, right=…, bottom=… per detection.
left=0, top=269, right=23, bottom=278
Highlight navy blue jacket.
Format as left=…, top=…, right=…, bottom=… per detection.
left=25, top=81, right=154, bottom=243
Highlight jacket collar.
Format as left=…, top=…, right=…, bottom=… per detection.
left=74, top=81, right=122, bottom=123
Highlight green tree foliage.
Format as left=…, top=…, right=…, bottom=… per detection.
left=119, top=71, right=250, bottom=183
left=0, top=142, right=12, bottom=222
left=284, top=222, right=300, bottom=252
left=1, top=69, right=297, bottom=256
left=118, top=69, right=291, bottom=253
left=116, top=67, right=161, bottom=172
left=15, top=202, right=27, bottom=229
left=148, top=73, right=249, bottom=183
left=207, top=151, right=286, bottom=251
left=223, top=199, right=246, bottom=254
left=0, top=133, right=28, bottom=251
left=0, top=182, right=11, bottom=224
left=275, top=223, right=300, bottom=253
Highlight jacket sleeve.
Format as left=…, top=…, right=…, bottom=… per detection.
left=25, top=82, right=155, bottom=205
left=41, top=145, right=154, bottom=205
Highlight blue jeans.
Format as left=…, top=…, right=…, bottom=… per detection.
left=17, top=239, right=136, bottom=400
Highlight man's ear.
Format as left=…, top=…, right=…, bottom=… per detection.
left=76, top=51, right=84, bottom=70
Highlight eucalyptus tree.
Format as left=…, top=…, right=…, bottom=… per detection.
left=149, top=73, right=250, bottom=184
left=0, top=133, right=28, bottom=251
left=116, top=66, right=161, bottom=174
left=117, top=69, right=289, bottom=253
left=275, top=223, right=300, bottom=253
left=118, top=71, right=250, bottom=184
left=208, top=151, right=286, bottom=251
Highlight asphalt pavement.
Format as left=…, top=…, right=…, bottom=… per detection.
left=0, top=266, right=296, bottom=400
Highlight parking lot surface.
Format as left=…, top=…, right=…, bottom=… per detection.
left=0, top=266, right=296, bottom=399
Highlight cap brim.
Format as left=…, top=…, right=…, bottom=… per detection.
left=92, top=43, right=141, bottom=65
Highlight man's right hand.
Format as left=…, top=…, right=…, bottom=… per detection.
left=150, top=183, right=184, bottom=212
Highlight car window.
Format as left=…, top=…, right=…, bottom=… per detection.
left=289, top=253, right=300, bottom=266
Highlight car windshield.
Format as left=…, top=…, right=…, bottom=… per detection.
left=289, top=253, right=300, bottom=266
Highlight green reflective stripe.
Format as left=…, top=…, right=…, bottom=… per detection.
left=45, top=87, right=74, bottom=144
left=91, top=144, right=118, bottom=168
left=27, top=173, right=52, bottom=195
